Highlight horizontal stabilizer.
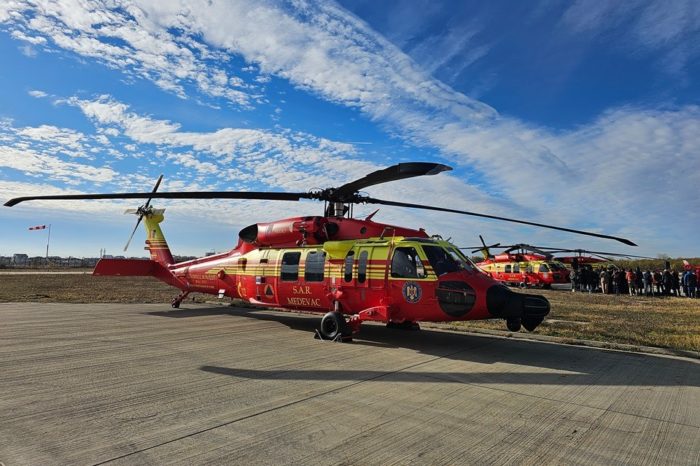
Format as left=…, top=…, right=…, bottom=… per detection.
left=93, top=258, right=162, bottom=276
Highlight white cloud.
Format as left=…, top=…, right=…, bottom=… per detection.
left=0, top=0, right=258, bottom=106
left=28, top=89, right=48, bottom=98
left=561, top=0, right=700, bottom=74
left=0, top=146, right=115, bottom=183
left=2, top=1, right=699, bottom=255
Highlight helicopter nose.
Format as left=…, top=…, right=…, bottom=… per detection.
left=485, top=285, right=550, bottom=320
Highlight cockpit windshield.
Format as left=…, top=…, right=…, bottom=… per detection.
left=448, top=247, right=478, bottom=272
left=422, top=245, right=477, bottom=276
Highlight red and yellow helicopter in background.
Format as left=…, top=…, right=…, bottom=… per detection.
left=5, top=162, right=637, bottom=338
left=467, top=237, right=651, bottom=288
left=466, top=238, right=570, bottom=288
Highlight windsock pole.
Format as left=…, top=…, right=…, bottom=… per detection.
left=46, top=224, right=51, bottom=259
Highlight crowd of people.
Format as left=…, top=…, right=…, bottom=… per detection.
left=570, top=265, right=699, bottom=297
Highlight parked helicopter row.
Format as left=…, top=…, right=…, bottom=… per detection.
left=466, top=236, right=651, bottom=288
left=5, top=162, right=638, bottom=339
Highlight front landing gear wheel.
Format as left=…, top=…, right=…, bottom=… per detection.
left=522, top=317, right=543, bottom=332
left=319, top=311, right=351, bottom=341
left=506, top=317, right=522, bottom=332
left=171, top=300, right=180, bottom=309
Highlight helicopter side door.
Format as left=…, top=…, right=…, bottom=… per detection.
left=387, top=244, right=431, bottom=321
left=255, top=249, right=279, bottom=305
left=351, top=245, right=387, bottom=309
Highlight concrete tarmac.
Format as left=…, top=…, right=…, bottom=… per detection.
left=1, top=303, right=698, bottom=465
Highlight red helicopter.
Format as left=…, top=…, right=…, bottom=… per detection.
left=539, top=248, right=653, bottom=269
left=5, top=162, right=637, bottom=338
left=466, top=238, right=570, bottom=288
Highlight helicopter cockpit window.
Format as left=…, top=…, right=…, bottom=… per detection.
left=539, top=263, right=550, bottom=273
left=513, top=263, right=520, bottom=273
left=304, top=250, right=325, bottom=282
left=281, top=251, right=301, bottom=281
left=549, top=262, right=566, bottom=271
left=391, top=247, right=426, bottom=279
left=344, top=250, right=355, bottom=282
left=422, top=245, right=460, bottom=277
left=505, top=264, right=512, bottom=273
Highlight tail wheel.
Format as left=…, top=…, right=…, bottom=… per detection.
left=320, top=311, right=350, bottom=340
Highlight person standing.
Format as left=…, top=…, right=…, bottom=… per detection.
left=635, top=267, right=644, bottom=296
left=671, top=269, right=680, bottom=297
left=600, top=268, right=609, bottom=294
left=626, top=269, right=635, bottom=295
left=643, top=270, right=652, bottom=296
left=690, top=270, right=698, bottom=298
left=653, top=270, right=662, bottom=296
left=662, top=269, right=672, bottom=296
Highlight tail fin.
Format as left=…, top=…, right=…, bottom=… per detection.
left=143, top=209, right=174, bottom=265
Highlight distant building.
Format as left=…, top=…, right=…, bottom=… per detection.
left=12, top=254, right=28, bottom=266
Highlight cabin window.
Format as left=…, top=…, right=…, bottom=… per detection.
left=237, top=258, right=247, bottom=272
left=513, top=263, right=520, bottom=273
left=358, top=250, right=369, bottom=283
left=505, top=265, right=512, bottom=273
left=391, top=247, right=426, bottom=279
left=281, top=252, right=301, bottom=281
left=526, top=264, right=533, bottom=273
left=305, top=250, right=325, bottom=282
left=344, top=250, right=355, bottom=282
left=539, top=263, right=550, bottom=273
left=423, top=245, right=460, bottom=276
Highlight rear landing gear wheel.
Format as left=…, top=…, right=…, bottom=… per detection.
left=522, top=317, right=543, bottom=332
left=319, top=311, right=350, bottom=341
left=506, top=317, right=522, bottom=332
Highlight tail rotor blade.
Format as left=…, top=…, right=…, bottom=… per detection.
left=143, top=174, right=163, bottom=210
left=124, top=215, right=143, bottom=252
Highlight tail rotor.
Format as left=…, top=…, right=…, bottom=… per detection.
left=471, top=235, right=500, bottom=259
left=123, top=175, right=163, bottom=252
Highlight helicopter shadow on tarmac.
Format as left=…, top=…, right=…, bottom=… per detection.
left=146, top=305, right=699, bottom=388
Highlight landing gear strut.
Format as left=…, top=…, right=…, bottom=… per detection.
left=171, top=291, right=190, bottom=308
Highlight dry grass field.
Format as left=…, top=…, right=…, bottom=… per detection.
left=1, top=273, right=698, bottom=353
left=454, top=289, right=700, bottom=354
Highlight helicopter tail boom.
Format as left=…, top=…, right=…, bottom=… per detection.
left=93, top=258, right=184, bottom=289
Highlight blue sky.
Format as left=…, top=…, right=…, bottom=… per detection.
left=0, top=0, right=698, bottom=259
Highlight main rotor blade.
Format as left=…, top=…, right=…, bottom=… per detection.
left=124, top=215, right=143, bottom=252
left=333, top=162, right=452, bottom=199
left=363, top=197, right=637, bottom=246
left=5, top=191, right=311, bottom=206
left=534, top=247, right=652, bottom=259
